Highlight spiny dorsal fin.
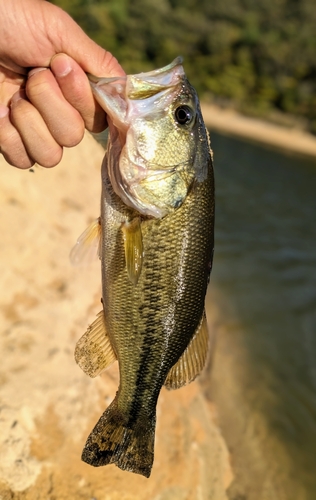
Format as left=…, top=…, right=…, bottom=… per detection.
left=75, top=310, right=117, bottom=378
left=121, top=217, right=143, bottom=285
left=70, top=217, right=102, bottom=266
left=164, top=313, right=209, bottom=390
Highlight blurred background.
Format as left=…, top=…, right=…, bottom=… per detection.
left=49, top=0, right=316, bottom=498
left=204, top=134, right=316, bottom=500
left=51, top=0, right=316, bottom=134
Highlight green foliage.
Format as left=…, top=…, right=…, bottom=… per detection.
left=50, top=0, right=316, bottom=133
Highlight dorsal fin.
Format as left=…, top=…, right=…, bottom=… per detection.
left=164, top=313, right=209, bottom=390
left=75, top=310, right=117, bottom=378
left=121, top=217, right=143, bottom=285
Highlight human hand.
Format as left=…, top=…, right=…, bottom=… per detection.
left=0, top=0, right=125, bottom=168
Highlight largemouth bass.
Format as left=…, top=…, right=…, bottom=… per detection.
left=73, top=58, right=214, bottom=478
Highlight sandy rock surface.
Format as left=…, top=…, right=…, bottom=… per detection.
left=0, top=134, right=232, bottom=500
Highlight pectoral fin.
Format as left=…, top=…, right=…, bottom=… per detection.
left=164, top=313, right=209, bottom=390
left=75, top=310, right=117, bottom=378
left=70, top=217, right=101, bottom=266
left=121, top=217, right=143, bottom=285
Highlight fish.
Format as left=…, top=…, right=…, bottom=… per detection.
left=72, top=57, right=215, bottom=478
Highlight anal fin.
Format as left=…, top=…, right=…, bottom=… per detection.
left=75, top=310, right=117, bottom=378
left=164, top=313, right=209, bottom=390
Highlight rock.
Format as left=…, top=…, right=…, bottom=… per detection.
left=0, top=134, right=232, bottom=499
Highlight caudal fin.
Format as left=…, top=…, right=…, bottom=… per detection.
left=81, top=398, right=156, bottom=478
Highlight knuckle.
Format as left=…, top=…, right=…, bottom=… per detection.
left=13, top=157, right=35, bottom=169
left=36, top=146, right=63, bottom=168
left=10, top=98, right=33, bottom=125
left=26, top=70, right=52, bottom=100
left=57, top=122, right=85, bottom=148
left=1, top=147, right=34, bottom=169
left=99, top=51, right=124, bottom=78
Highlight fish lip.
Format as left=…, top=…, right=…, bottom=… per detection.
left=87, top=56, right=183, bottom=87
left=126, top=57, right=185, bottom=100
left=88, top=57, right=185, bottom=118
left=134, top=56, right=184, bottom=78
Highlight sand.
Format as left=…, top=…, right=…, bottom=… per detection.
left=0, top=133, right=232, bottom=499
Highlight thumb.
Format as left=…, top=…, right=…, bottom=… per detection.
left=61, top=30, right=125, bottom=79
left=45, top=2, right=125, bottom=78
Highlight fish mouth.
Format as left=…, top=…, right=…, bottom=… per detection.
left=89, top=56, right=184, bottom=98
left=89, top=58, right=191, bottom=218
left=88, top=57, right=185, bottom=134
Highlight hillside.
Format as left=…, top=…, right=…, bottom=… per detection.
left=51, top=0, right=316, bottom=134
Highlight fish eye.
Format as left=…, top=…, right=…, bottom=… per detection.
left=174, top=105, right=194, bottom=125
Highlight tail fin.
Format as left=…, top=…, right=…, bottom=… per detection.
left=81, top=397, right=156, bottom=478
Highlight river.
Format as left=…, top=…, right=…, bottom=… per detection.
left=203, top=131, right=316, bottom=500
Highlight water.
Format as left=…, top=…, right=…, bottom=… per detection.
left=204, top=132, right=316, bottom=500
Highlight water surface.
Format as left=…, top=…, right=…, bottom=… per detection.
left=205, top=132, right=316, bottom=500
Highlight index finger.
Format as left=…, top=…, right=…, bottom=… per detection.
left=50, top=53, right=107, bottom=133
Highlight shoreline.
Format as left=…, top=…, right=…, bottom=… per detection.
left=201, top=103, right=316, bottom=160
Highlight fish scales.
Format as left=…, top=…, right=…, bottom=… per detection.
left=75, top=58, right=215, bottom=477
left=101, top=161, right=213, bottom=414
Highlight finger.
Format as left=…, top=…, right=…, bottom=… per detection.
left=26, top=67, right=85, bottom=147
left=51, top=53, right=107, bottom=133
left=0, top=104, right=34, bottom=169
left=42, top=5, right=126, bottom=79
left=10, top=91, right=63, bottom=168
left=0, top=65, right=26, bottom=106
